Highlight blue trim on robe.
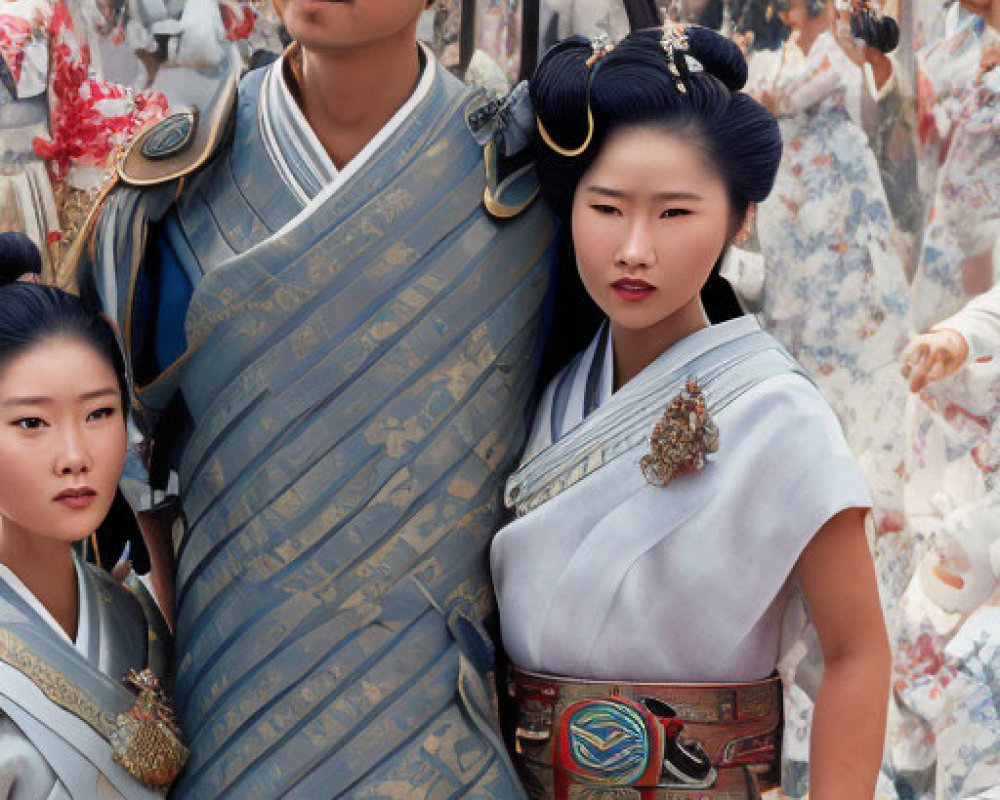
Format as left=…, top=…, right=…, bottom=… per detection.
left=154, top=232, right=193, bottom=372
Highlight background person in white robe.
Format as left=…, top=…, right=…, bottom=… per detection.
left=492, top=25, right=891, bottom=800
left=895, top=213, right=1000, bottom=800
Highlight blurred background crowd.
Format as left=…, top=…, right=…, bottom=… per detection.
left=0, top=1, right=997, bottom=798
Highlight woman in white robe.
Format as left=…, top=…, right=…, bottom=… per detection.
left=889, top=4, right=1000, bottom=794
left=748, top=0, right=910, bottom=462
left=492, top=24, right=890, bottom=800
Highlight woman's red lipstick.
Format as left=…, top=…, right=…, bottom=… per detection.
left=54, top=487, right=97, bottom=509
left=611, top=278, right=655, bottom=302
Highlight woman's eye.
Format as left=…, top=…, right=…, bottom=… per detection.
left=13, top=417, right=46, bottom=430
left=87, top=407, right=117, bottom=422
left=591, top=204, right=622, bottom=216
left=661, top=208, right=691, bottom=219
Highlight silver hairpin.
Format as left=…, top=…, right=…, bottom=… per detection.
left=660, top=20, right=691, bottom=94
left=586, top=32, right=616, bottom=68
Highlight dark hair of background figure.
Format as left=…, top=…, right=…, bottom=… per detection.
left=0, top=273, right=150, bottom=574
left=0, top=232, right=43, bottom=284
left=531, top=26, right=783, bottom=383
left=732, top=0, right=790, bottom=51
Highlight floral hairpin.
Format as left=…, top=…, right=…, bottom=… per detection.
left=585, top=32, right=616, bottom=69
left=660, top=20, right=691, bottom=94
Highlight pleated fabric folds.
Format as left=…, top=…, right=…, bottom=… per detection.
left=81, top=61, right=556, bottom=799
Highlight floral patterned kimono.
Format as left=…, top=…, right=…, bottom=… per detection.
left=885, top=24, right=1000, bottom=800
left=914, top=8, right=985, bottom=207
left=747, top=30, right=913, bottom=798
left=0, top=0, right=61, bottom=281
left=751, top=30, right=910, bottom=466
left=0, top=0, right=165, bottom=287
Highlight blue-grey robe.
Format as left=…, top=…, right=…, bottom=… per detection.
left=79, top=52, right=556, bottom=799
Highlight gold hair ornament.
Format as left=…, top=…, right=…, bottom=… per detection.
left=536, top=107, right=595, bottom=158
left=536, top=33, right=612, bottom=158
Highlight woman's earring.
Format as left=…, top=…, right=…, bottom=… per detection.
left=733, top=205, right=757, bottom=246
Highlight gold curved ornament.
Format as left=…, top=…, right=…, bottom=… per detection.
left=483, top=140, right=540, bottom=219
left=536, top=106, right=595, bottom=158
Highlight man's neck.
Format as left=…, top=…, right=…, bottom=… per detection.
left=295, top=34, right=423, bottom=170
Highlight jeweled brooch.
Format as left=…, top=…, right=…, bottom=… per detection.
left=110, top=669, right=188, bottom=788
left=640, top=379, right=719, bottom=488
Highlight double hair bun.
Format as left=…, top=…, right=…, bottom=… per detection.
left=681, top=25, right=749, bottom=93
left=850, top=9, right=900, bottom=54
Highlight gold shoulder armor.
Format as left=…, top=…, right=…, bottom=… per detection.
left=118, top=48, right=241, bottom=187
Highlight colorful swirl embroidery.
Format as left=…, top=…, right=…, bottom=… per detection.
left=565, top=700, right=651, bottom=785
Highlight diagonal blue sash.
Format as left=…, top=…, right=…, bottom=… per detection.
left=506, top=329, right=810, bottom=516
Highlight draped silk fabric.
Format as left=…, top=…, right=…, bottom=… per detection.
left=492, top=318, right=872, bottom=683
left=80, top=59, right=556, bottom=798
left=0, top=557, right=167, bottom=800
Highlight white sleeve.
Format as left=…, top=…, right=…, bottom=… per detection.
left=933, top=285, right=1000, bottom=355
left=0, top=714, right=64, bottom=800
left=736, top=374, right=873, bottom=545
left=779, top=64, right=841, bottom=115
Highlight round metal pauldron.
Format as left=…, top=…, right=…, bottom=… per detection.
left=140, top=109, right=199, bottom=161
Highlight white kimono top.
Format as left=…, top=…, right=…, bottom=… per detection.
left=492, top=316, right=872, bottom=683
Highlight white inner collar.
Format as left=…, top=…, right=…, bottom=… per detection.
left=265, top=41, right=437, bottom=203
left=0, top=552, right=90, bottom=657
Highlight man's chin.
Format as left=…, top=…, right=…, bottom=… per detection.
left=279, top=0, right=354, bottom=28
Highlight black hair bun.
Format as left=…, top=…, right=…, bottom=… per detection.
left=0, top=232, right=43, bottom=287
left=684, top=25, right=749, bottom=92
left=530, top=23, right=781, bottom=221
left=850, top=10, right=899, bottom=54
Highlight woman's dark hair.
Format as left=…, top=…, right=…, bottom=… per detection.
left=0, top=232, right=43, bottom=284
left=775, top=0, right=899, bottom=51
left=0, top=278, right=130, bottom=416
left=776, top=0, right=826, bottom=19
left=850, top=8, right=899, bottom=54
left=530, top=26, right=782, bottom=228
left=530, top=26, right=782, bottom=376
left=733, top=0, right=790, bottom=51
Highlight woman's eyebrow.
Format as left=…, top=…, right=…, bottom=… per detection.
left=654, top=191, right=703, bottom=201
left=586, top=185, right=630, bottom=198
left=585, top=185, right=703, bottom=201
left=0, top=395, right=52, bottom=407
left=79, top=388, right=119, bottom=401
left=0, top=388, right=118, bottom=407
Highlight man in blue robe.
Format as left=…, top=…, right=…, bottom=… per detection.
left=76, top=2, right=556, bottom=796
